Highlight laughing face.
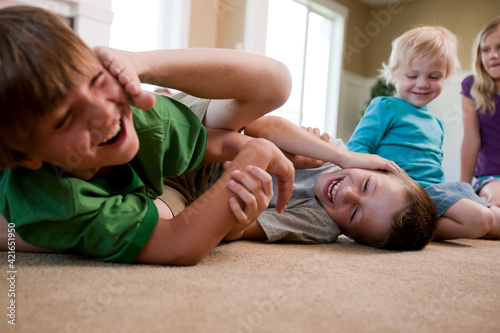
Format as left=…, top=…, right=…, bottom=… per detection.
left=392, top=56, right=447, bottom=108
left=481, top=26, right=500, bottom=84
left=313, top=168, right=406, bottom=244
left=19, top=63, right=139, bottom=180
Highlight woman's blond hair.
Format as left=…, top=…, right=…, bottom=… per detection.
left=470, top=17, right=500, bottom=116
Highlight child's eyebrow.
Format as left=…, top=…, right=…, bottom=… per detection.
left=90, top=71, right=103, bottom=87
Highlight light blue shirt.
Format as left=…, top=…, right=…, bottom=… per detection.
left=347, top=96, right=445, bottom=188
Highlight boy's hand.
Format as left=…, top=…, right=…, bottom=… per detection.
left=237, top=138, right=294, bottom=213
left=340, top=150, right=402, bottom=173
left=224, top=165, right=273, bottom=240
left=94, top=46, right=156, bottom=110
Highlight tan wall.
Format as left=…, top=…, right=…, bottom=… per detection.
left=203, top=0, right=500, bottom=74
left=331, top=0, right=371, bottom=76
left=363, top=0, right=500, bottom=76
left=189, top=0, right=219, bottom=48
left=216, top=0, right=246, bottom=49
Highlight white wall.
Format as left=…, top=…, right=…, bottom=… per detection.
left=338, top=70, right=468, bottom=182
left=427, top=71, right=470, bottom=183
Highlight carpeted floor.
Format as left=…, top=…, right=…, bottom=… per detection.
left=1, top=236, right=499, bottom=333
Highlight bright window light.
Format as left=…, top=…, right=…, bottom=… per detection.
left=110, top=0, right=160, bottom=52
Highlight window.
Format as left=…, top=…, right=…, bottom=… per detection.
left=109, top=0, right=190, bottom=51
left=109, top=0, right=191, bottom=91
left=110, top=0, right=160, bottom=51
left=245, top=0, right=346, bottom=136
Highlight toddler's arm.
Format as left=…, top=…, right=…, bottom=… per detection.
left=244, top=116, right=401, bottom=173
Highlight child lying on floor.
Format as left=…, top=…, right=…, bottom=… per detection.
left=215, top=116, right=439, bottom=250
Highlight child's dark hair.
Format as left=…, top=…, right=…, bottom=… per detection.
left=0, top=5, right=98, bottom=169
left=353, top=172, right=438, bottom=251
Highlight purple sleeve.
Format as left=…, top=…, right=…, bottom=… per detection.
left=461, top=75, right=474, bottom=99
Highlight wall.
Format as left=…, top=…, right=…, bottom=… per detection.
left=216, top=0, right=246, bottom=49
left=0, top=0, right=113, bottom=46
left=364, top=0, right=500, bottom=76
left=189, top=0, right=219, bottom=48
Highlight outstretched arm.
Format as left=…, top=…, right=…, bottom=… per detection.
left=244, top=116, right=401, bottom=173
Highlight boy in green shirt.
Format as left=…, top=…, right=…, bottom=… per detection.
left=0, top=5, right=297, bottom=265
left=0, top=6, right=402, bottom=264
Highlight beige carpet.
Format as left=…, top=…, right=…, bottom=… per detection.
left=1, top=236, right=499, bottom=333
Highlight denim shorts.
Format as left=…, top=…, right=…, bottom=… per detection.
left=425, top=182, right=492, bottom=216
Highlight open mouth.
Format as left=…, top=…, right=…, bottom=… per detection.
left=98, top=119, right=122, bottom=146
left=326, top=178, right=344, bottom=204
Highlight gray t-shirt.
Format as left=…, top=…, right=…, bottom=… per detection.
left=258, top=138, right=344, bottom=243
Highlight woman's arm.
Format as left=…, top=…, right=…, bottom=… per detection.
left=460, top=95, right=481, bottom=184
left=134, top=138, right=294, bottom=266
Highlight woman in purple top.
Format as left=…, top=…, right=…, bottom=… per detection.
left=461, top=16, right=500, bottom=208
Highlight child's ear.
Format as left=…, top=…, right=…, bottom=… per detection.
left=16, top=157, right=43, bottom=170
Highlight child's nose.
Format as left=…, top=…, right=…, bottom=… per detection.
left=88, top=102, right=114, bottom=129
left=342, top=187, right=361, bottom=204
left=416, top=77, right=430, bottom=88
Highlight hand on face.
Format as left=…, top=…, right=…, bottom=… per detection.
left=339, top=150, right=402, bottom=174
left=94, top=46, right=156, bottom=110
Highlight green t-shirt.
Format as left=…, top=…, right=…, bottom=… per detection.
left=0, top=95, right=207, bottom=263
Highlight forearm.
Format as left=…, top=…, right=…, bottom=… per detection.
left=130, top=48, right=291, bottom=109
left=460, top=140, right=480, bottom=183
left=135, top=139, right=288, bottom=265
left=203, top=129, right=252, bottom=163
left=461, top=96, right=481, bottom=183
left=245, top=116, right=346, bottom=164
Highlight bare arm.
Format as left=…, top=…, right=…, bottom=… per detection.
left=460, top=96, right=481, bottom=184
left=244, top=116, right=401, bottom=173
left=134, top=138, right=294, bottom=266
left=95, top=47, right=292, bottom=131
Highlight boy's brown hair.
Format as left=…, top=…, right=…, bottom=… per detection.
left=0, top=5, right=98, bottom=169
left=353, top=172, right=438, bottom=251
